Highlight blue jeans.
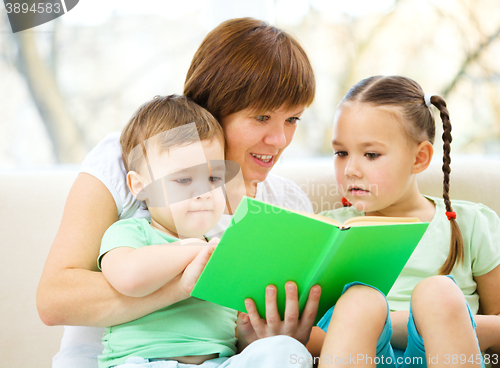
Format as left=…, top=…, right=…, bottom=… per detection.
left=317, top=277, right=484, bottom=368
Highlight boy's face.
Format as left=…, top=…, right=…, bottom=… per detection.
left=145, top=138, right=226, bottom=239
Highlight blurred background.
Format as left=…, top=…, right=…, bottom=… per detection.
left=1, top=0, right=500, bottom=169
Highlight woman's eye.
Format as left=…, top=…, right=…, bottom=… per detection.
left=334, top=151, right=348, bottom=157
left=365, top=153, right=380, bottom=160
left=286, top=117, right=300, bottom=125
left=175, top=178, right=192, bottom=184
left=255, top=115, right=270, bottom=122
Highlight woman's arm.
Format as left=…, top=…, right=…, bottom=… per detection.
left=36, top=173, right=192, bottom=327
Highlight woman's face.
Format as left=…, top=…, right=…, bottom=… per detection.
left=220, top=105, right=305, bottom=188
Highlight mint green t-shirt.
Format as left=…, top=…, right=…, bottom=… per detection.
left=320, top=196, right=500, bottom=313
left=98, top=218, right=237, bottom=368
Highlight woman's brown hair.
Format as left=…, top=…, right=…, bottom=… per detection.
left=341, top=76, right=463, bottom=275
left=184, top=17, right=315, bottom=121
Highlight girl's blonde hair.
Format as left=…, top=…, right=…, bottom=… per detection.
left=342, top=76, right=463, bottom=275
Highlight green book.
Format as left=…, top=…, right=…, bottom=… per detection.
left=191, top=197, right=429, bottom=322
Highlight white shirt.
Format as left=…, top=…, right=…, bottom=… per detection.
left=53, top=133, right=313, bottom=368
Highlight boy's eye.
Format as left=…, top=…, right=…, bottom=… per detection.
left=255, top=115, right=270, bottom=122
left=175, top=178, right=192, bottom=184
left=286, top=117, right=300, bottom=125
left=365, top=153, right=380, bottom=160
left=209, top=176, right=223, bottom=183
left=334, top=151, right=348, bottom=157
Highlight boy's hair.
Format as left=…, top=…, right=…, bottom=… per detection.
left=341, top=75, right=463, bottom=275
left=184, top=17, right=315, bottom=121
left=120, top=94, right=224, bottom=173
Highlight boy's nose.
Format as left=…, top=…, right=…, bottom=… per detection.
left=190, top=178, right=214, bottom=200
left=195, top=190, right=212, bottom=200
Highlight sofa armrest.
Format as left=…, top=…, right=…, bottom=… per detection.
left=0, top=170, right=78, bottom=367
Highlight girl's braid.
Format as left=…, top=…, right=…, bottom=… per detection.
left=430, top=95, right=464, bottom=275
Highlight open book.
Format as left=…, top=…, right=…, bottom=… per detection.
left=297, top=209, right=423, bottom=229
left=191, top=197, right=429, bottom=322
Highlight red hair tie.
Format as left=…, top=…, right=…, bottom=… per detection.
left=342, top=197, right=352, bottom=207
left=445, top=211, right=457, bottom=221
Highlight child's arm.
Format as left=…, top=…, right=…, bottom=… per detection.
left=101, top=238, right=217, bottom=298
left=474, top=263, right=500, bottom=355
left=306, top=326, right=326, bottom=358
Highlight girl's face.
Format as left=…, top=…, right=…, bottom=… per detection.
left=332, top=102, right=422, bottom=215
left=221, top=105, right=305, bottom=194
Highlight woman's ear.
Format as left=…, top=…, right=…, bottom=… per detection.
left=127, top=171, right=145, bottom=199
left=412, top=141, right=433, bottom=174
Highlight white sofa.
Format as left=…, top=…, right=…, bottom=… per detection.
left=1, top=157, right=499, bottom=367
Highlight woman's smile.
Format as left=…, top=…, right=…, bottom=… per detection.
left=250, top=153, right=275, bottom=166
left=221, top=105, right=304, bottom=192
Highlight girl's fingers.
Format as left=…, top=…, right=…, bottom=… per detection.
left=297, top=284, right=321, bottom=344
left=236, top=312, right=254, bottom=337
left=244, top=284, right=319, bottom=343
left=236, top=312, right=256, bottom=350
left=264, top=285, right=281, bottom=335
left=244, top=298, right=266, bottom=338
left=283, top=281, right=299, bottom=334
left=236, top=312, right=251, bottom=329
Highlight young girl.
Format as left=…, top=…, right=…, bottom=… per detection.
left=312, top=76, right=500, bottom=368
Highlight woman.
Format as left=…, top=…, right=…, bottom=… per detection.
left=37, top=18, right=321, bottom=367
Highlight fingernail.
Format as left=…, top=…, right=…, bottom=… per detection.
left=244, top=299, right=251, bottom=307
left=266, top=286, right=275, bottom=296
left=286, top=282, right=296, bottom=292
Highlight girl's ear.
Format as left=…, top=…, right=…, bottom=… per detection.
left=412, top=141, right=433, bottom=174
left=127, top=171, right=145, bottom=199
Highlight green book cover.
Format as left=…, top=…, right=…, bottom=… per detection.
left=191, top=197, right=429, bottom=322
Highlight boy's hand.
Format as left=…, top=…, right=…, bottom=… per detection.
left=178, top=238, right=219, bottom=299
left=236, top=281, right=321, bottom=351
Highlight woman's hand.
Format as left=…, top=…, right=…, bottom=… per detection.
left=236, top=281, right=321, bottom=351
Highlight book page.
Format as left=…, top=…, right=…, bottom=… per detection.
left=293, top=210, right=342, bottom=227
left=343, top=216, right=421, bottom=228
left=240, top=196, right=420, bottom=229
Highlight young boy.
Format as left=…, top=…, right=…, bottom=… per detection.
left=98, top=95, right=237, bottom=368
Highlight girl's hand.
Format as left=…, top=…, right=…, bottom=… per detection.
left=178, top=238, right=219, bottom=299
left=236, top=281, right=321, bottom=350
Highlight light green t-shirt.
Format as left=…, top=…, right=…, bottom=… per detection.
left=98, top=218, right=237, bottom=368
left=320, top=196, right=500, bottom=313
